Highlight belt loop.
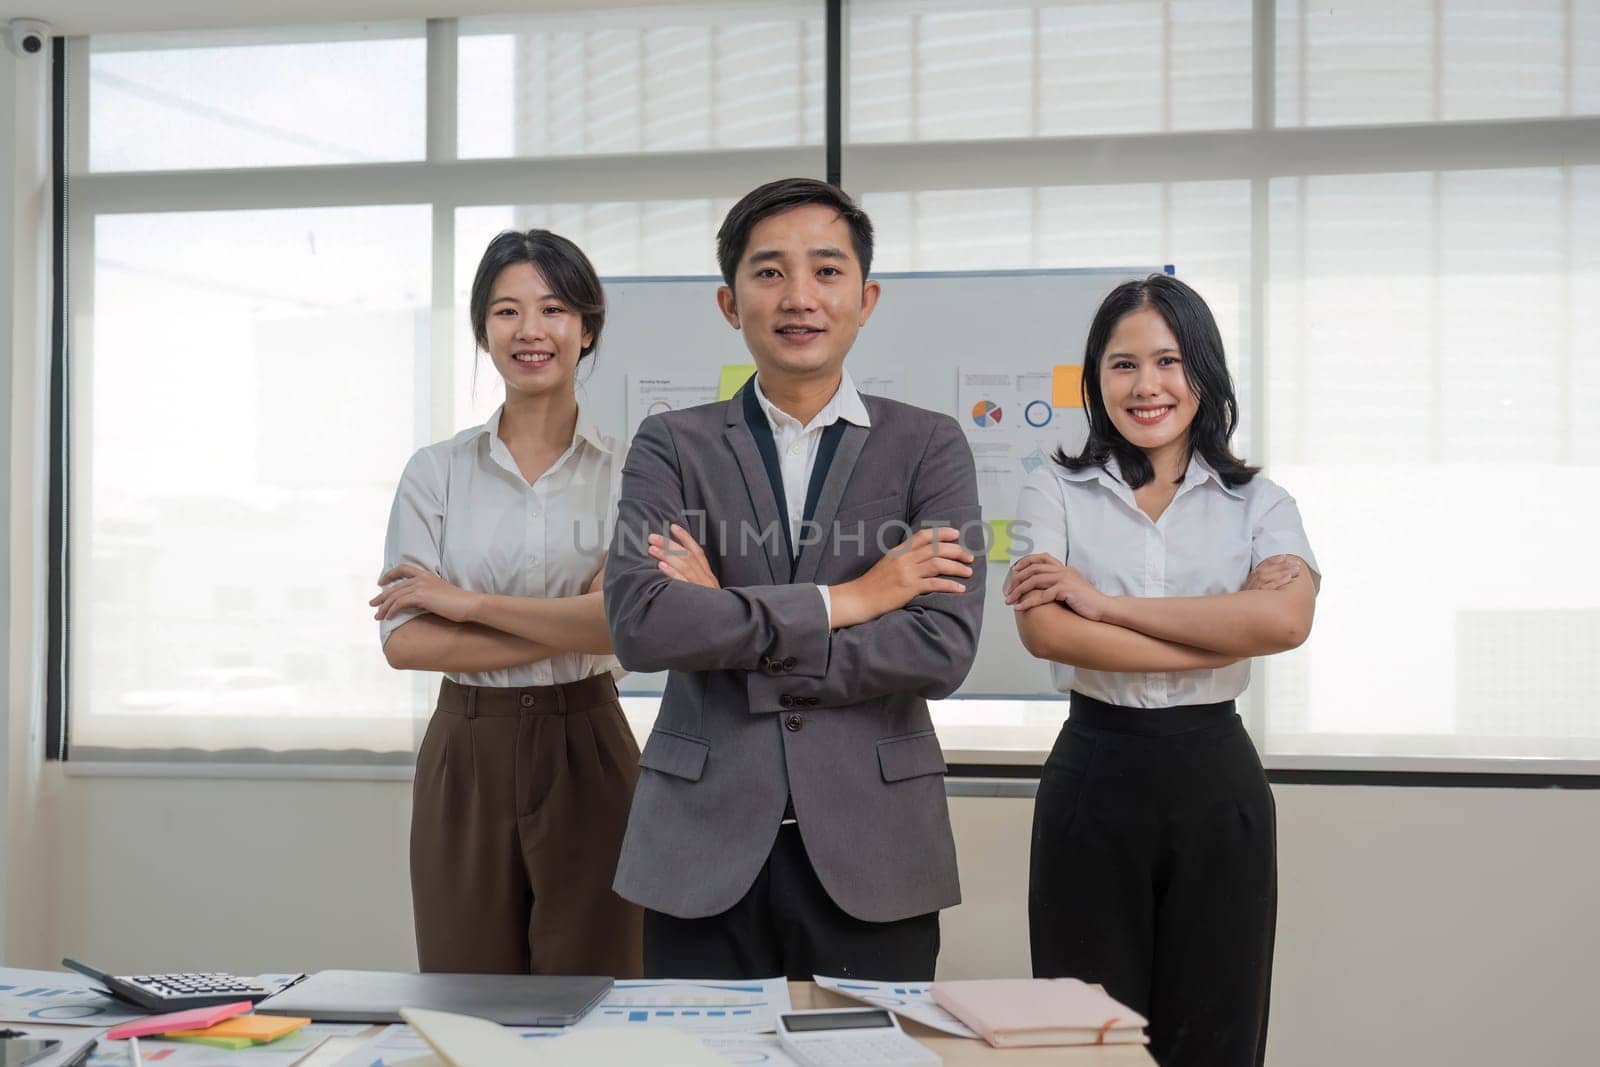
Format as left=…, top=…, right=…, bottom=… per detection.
left=464, top=686, right=478, bottom=720
left=554, top=683, right=568, bottom=715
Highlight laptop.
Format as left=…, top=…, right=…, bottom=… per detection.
left=254, top=970, right=612, bottom=1026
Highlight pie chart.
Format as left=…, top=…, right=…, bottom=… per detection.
left=970, top=400, right=1003, bottom=427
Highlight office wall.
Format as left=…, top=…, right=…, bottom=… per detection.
left=8, top=772, right=1595, bottom=1067
left=0, top=43, right=17, bottom=965
left=4, top=34, right=58, bottom=974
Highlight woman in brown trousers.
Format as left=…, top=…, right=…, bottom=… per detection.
left=372, top=229, right=641, bottom=977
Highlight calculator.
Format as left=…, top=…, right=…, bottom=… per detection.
left=61, top=957, right=287, bottom=1012
left=776, top=1007, right=941, bottom=1067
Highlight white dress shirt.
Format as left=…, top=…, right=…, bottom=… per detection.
left=752, top=370, right=873, bottom=625
left=381, top=404, right=622, bottom=688
left=1014, top=452, right=1319, bottom=708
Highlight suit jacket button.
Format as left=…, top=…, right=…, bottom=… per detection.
left=779, top=694, right=795, bottom=709
left=782, top=656, right=797, bottom=671
left=785, top=714, right=803, bottom=732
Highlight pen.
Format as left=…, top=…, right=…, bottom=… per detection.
left=61, top=1039, right=94, bottom=1067
left=128, top=1035, right=143, bottom=1067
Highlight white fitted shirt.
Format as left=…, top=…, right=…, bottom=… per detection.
left=380, top=404, right=622, bottom=688
left=1014, top=452, right=1319, bottom=708
left=751, top=370, right=873, bottom=625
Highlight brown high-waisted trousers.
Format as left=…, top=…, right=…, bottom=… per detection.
left=410, top=673, right=643, bottom=977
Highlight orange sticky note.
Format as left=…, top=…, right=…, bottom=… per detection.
left=167, top=1013, right=310, bottom=1043
left=1052, top=365, right=1084, bottom=408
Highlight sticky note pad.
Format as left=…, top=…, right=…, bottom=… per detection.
left=107, top=1000, right=251, bottom=1040
left=988, top=519, right=1015, bottom=563
left=1052, top=364, right=1084, bottom=408
left=168, top=1014, right=310, bottom=1044
left=718, top=364, right=756, bottom=401
left=165, top=1034, right=257, bottom=1050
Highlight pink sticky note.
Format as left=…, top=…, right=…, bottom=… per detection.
left=106, top=1000, right=253, bottom=1040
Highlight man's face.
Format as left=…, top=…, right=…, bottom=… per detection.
left=716, top=203, right=880, bottom=381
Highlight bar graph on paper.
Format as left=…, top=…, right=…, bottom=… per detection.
left=576, top=978, right=792, bottom=1034
left=813, top=974, right=979, bottom=1037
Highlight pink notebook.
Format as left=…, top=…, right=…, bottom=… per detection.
left=931, top=978, right=1149, bottom=1049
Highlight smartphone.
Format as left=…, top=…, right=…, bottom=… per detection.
left=0, top=1039, right=59, bottom=1066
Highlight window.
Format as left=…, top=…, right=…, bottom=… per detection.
left=61, top=8, right=824, bottom=761
left=58, top=2, right=1600, bottom=772
left=841, top=0, right=1600, bottom=769
left=86, top=25, right=426, bottom=171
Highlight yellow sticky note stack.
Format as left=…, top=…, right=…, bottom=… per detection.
left=1051, top=364, right=1084, bottom=408
left=718, top=364, right=757, bottom=401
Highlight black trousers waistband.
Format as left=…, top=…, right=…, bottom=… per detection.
left=1068, top=690, right=1237, bottom=736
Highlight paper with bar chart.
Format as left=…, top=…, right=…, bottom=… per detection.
left=813, top=974, right=979, bottom=1038
left=572, top=978, right=791, bottom=1034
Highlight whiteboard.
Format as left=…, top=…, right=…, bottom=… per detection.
left=578, top=267, right=1164, bottom=699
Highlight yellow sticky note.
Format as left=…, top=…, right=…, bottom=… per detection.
left=1052, top=364, right=1084, bottom=408
left=987, top=519, right=1015, bottom=563
left=718, top=364, right=757, bottom=401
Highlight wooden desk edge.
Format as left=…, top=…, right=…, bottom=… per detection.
left=296, top=981, right=1158, bottom=1066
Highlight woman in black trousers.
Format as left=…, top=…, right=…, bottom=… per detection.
left=1007, top=273, right=1319, bottom=1067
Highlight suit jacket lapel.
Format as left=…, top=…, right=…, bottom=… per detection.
left=792, top=421, right=868, bottom=585
left=722, top=384, right=787, bottom=584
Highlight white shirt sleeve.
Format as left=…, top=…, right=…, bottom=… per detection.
left=1251, top=486, right=1320, bottom=579
left=1013, top=466, right=1070, bottom=566
left=379, top=447, right=446, bottom=647
left=817, top=584, right=833, bottom=627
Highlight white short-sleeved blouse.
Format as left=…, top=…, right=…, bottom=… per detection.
left=380, top=405, right=622, bottom=688
left=1014, top=452, right=1319, bottom=708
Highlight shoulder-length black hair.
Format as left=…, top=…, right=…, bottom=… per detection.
left=1053, top=273, right=1257, bottom=489
left=469, top=229, right=606, bottom=361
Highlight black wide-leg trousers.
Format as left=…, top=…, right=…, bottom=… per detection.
left=1030, top=692, right=1277, bottom=1067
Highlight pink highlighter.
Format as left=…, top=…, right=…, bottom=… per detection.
left=105, top=1000, right=253, bottom=1040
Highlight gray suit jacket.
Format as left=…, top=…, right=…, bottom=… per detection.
left=604, top=381, right=985, bottom=922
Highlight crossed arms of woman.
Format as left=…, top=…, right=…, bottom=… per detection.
left=373, top=565, right=612, bottom=674
left=1006, top=553, right=1317, bottom=672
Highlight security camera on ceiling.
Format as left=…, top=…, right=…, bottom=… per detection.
left=8, top=18, right=52, bottom=59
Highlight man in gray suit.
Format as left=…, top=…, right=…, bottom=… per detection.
left=604, top=178, right=985, bottom=980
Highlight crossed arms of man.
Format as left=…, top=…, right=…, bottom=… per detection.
left=603, top=414, right=987, bottom=712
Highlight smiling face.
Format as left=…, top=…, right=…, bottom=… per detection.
left=715, top=203, right=880, bottom=383
left=1098, top=305, right=1200, bottom=459
left=482, top=261, right=591, bottom=401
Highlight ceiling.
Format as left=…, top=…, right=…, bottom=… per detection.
left=1, top=0, right=708, bottom=36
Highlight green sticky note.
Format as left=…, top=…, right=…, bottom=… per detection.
left=165, top=1034, right=257, bottom=1050
left=718, top=364, right=756, bottom=401
left=988, top=519, right=1015, bottom=563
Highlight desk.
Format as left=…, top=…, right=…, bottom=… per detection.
left=298, top=981, right=1158, bottom=1066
